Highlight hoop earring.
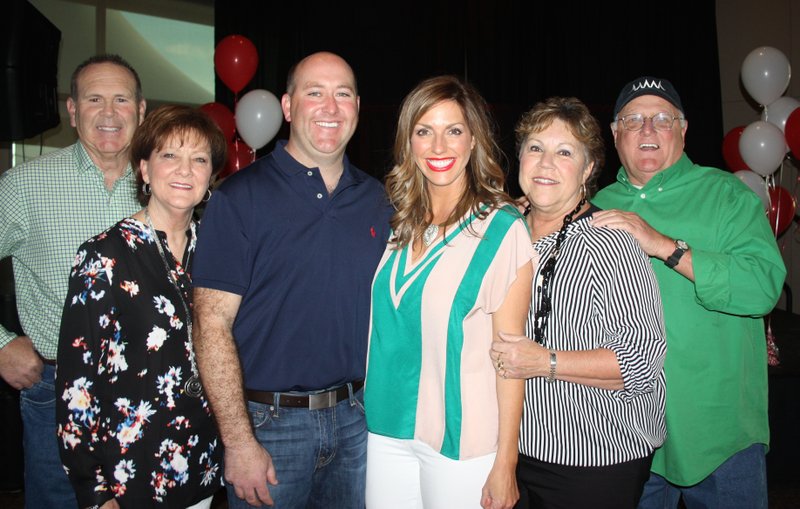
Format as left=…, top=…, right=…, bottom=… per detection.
left=202, top=188, right=212, bottom=203
left=142, top=182, right=151, bottom=196
left=580, top=183, right=587, bottom=200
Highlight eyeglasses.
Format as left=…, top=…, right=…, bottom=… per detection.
left=616, top=112, right=684, bottom=131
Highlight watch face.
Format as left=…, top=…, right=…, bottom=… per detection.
left=676, top=239, right=689, bottom=250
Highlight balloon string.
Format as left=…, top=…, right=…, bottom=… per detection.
left=794, top=168, right=800, bottom=244
left=232, top=93, right=238, bottom=135
left=775, top=161, right=782, bottom=236
left=773, top=183, right=781, bottom=240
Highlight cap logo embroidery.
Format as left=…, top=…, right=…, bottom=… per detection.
left=632, top=79, right=665, bottom=92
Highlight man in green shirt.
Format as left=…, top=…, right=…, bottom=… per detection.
left=592, top=76, right=785, bottom=509
left=0, top=54, right=145, bottom=508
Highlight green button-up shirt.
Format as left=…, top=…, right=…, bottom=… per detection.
left=593, top=153, right=786, bottom=485
left=0, top=142, right=140, bottom=359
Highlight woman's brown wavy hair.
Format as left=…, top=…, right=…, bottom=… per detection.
left=515, top=96, right=605, bottom=198
left=385, top=75, right=511, bottom=248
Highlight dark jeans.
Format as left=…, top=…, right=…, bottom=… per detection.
left=20, top=364, right=77, bottom=509
left=226, top=385, right=367, bottom=509
left=637, top=443, right=767, bottom=509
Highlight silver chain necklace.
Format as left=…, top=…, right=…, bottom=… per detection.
left=145, top=209, right=203, bottom=398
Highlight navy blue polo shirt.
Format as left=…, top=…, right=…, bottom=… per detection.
left=193, top=140, right=392, bottom=392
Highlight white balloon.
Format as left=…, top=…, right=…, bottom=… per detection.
left=739, top=120, right=786, bottom=176
left=734, top=170, right=769, bottom=211
left=235, top=89, right=283, bottom=150
left=741, top=46, right=791, bottom=106
left=762, top=96, right=800, bottom=133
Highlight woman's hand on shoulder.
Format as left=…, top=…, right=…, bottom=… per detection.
left=491, top=331, right=546, bottom=380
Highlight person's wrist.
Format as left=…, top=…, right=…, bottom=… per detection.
left=545, top=350, right=557, bottom=383
left=664, top=238, right=689, bottom=269
left=222, top=432, right=260, bottom=450
left=493, top=450, right=519, bottom=468
left=661, top=236, right=676, bottom=260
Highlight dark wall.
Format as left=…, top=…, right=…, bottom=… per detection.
left=0, top=0, right=61, bottom=141
left=215, top=0, right=723, bottom=197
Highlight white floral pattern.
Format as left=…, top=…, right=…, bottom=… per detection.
left=56, top=218, right=222, bottom=508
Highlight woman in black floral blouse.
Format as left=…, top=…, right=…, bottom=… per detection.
left=56, top=104, right=227, bottom=509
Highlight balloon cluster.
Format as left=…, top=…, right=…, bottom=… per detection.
left=200, top=35, right=283, bottom=179
left=726, top=46, right=798, bottom=237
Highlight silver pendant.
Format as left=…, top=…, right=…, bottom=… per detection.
left=422, top=224, right=439, bottom=247
left=184, top=374, right=203, bottom=398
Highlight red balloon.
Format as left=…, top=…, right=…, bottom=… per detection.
left=220, top=139, right=255, bottom=179
left=722, top=126, right=749, bottom=172
left=200, top=102, right=236, bottom=141
left=785, top=108, right=800, bottom=159
left=214, top=35, right=258, bottom=94
left=767, top=185, right=796, bottom=236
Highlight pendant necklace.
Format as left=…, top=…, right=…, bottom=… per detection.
left=145, top=209, right=203, bottom=398
left=422, top=223, right=439, bottom=247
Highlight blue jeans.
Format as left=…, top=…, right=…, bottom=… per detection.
left=637, top=443, right=767, bottom=509
left=227, top=385, right=367, bottom=509
left=20, top=364, right=77, bottom=509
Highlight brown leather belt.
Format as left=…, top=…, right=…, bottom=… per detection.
left=245, top=380, right=364, bottom=410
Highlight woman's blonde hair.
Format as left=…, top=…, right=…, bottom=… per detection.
left=385, top=75, right=510, bottom=247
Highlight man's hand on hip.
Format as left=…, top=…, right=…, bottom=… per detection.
left=225, top=440, right=279, bottom=507
left=0, top=336, right=43, bottom=389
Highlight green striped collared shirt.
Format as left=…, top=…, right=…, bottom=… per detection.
left=0, top=142, right=140, bottom=359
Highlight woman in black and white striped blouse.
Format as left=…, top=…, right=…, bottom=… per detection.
left=491, top=97, right=666, bottom=509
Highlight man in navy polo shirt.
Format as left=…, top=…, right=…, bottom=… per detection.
left=192, top=51, right=391, bottom=508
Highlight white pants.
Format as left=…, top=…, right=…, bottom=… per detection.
left=186, top=494, right=214, bottom=509
left=366, top=432, right=496, bottom=509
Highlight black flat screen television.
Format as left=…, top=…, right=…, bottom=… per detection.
left=0, top=0, right=61, bottom=141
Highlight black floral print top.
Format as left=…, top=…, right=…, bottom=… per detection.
left=56, top=217, right=222, bottom=508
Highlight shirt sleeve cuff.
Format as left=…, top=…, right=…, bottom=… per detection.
left=0, top=326, right=18, bottom=350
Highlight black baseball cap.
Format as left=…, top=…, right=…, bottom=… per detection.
left=613, top=76, right=684, bottom=119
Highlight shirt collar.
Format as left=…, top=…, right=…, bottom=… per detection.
left=272, top=139, right=366, bottom=187
left=615, top=152, right=693, bottom=191
left=533, top=204, right=599, bottom=251
left=72, top=141, right=134, bottom=179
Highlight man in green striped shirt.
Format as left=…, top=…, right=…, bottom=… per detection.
left=0, top=54, right=145, bottom=508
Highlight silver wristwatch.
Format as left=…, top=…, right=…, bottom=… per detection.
left=664, top=239, right=689, bottom=269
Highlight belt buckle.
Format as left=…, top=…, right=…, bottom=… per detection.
left=308, top=389, right=337, bottom=410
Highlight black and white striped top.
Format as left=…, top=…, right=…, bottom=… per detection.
left=519, top=210, right=667, bottom=467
